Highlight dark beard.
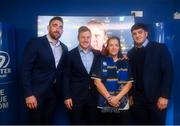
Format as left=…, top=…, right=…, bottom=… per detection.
left=50, top=34, right=60, bottom=41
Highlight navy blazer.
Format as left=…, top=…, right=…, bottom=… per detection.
left=128, top=42, right=173, bottom=102
left=22, top=35, right=68, bottom=97
left=63, top=47, right=101, bottom=101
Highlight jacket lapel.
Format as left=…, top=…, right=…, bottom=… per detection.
left=57, top=43, right=67, bottom=68
left=43, top=36, right=56, bottom=68
left=144, top=42, right=154, bottom=69
left=90, top=50, right=99, bottom=74
left=75, top=47, right=89, bottom=75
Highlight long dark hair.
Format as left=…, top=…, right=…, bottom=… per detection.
left=102, top=36, right=123, bottom=58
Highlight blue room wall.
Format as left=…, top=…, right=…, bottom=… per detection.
left=173, top=0, right=180, bottom=123
left=0, top=0, right=179, bottom=124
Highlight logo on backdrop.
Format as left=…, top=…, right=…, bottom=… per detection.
left=0, top=51, right=10, bottom=68
left=0, top=51, right=11, bottom=78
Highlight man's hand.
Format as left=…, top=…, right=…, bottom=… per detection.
left=157, top=97, right=168, bottom=110
left=64, top=98, right=73, bottom=110
left=25, top=95, right=38, bottom=109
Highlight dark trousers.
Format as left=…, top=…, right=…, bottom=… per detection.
left=97, top=108, right=129, bottom=125
left=27, top=86, right=57, bottom=124
left=131, top=92, right=166, bottom=125
left=70, top=96, right=97, bottom=125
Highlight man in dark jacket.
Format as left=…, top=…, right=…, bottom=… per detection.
left=63, top=26, right=101, bottom=124
left=128, top=23, right=173, bottom=124
left=22, top=16, right=68, bottom=124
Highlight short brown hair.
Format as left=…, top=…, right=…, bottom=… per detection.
left=78, top=26, right=91, bottom=39
left=87, top=20, right=106, bottom=32
left=49, top=16, right=63, bottom=25
left=131, top=23, right=148, bottom=32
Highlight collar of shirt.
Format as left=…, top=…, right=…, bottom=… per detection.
left=46, top=34, right=61, bottom=47
left=78, top=45, right=92, bottom=54
left=142, top=39, right=149, bottom=47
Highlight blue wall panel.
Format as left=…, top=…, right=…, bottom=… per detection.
left=0, top=23, right=18, bottom=124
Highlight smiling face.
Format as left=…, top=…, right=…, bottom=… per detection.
left=48, top=19, right=63, bottom=41
left=106, top=38, right=120, bottom=57
left=131, top=28, right=148, bottom=47
left=78, top=30, right=92, bottom=51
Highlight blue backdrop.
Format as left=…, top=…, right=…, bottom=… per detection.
left=0, top=0, right=179, bottom=124
left=0, top=23, right=18, bottom=124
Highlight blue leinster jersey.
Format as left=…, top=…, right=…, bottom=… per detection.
left=91, top=56, right=133, bottom=113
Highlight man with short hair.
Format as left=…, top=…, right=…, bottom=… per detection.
left=86, top=20, right=108, bottom=51
left=128, top=23, right=173, bottom=124
left=63, top=26, right=101, bottom=124
left=22, top=16, right=68, bottom=124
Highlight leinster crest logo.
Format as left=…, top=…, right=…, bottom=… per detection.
left=0, top=51, right=11, bottom=78
left=0, top=51, right=10, bottom=68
